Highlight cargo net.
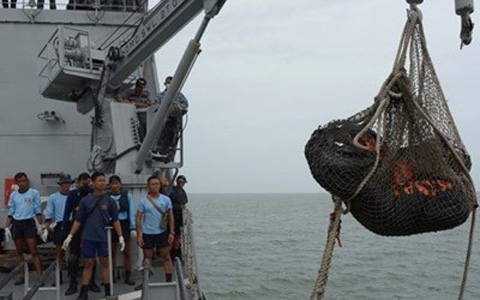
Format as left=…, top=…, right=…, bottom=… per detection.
left=305, top=11, right=477, bottom=237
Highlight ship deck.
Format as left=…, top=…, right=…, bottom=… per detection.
left=0, top=250, right=188, bottom=300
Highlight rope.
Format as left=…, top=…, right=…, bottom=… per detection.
left=310, top=196, right=343, bottom=300
left=458, top=206, right=477, bottom=300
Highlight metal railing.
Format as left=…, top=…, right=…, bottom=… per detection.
left=2, top=0, right=146, bottom=12
left=174, top=257, right=188, bottom=300
left=105, top=226, right=115, bottom=297
left=0, top=262, right=29, bottom=296
left=141, top=259, right=151, bottom=300
left=22, top=261, right=61, bottom=300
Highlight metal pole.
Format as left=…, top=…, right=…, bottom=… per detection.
left=141, top=259, right=151, bottom=300
left=106, top=226, right=114, bottom=297
left=55, top=261, right=60, bottom=300
left=174, top=257, right=188, bottom=300
left=24, top=262, right=29, bottom=296
left=134, top=16, right=212, bottom=173
left=22, top=262, right=56, bottom=300
left=0, top=262, right=26, bottom=290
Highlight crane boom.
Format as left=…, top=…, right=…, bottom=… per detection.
left=108, top=0, right=204, bottom=88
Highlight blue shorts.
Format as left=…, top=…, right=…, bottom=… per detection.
left=81, top=239, right=109, bottom=258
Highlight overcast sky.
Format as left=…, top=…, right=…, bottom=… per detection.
left=151, top=0, right=480, bottom=194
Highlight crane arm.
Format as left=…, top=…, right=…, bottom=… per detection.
left=108, top=0, right=225, bottom=88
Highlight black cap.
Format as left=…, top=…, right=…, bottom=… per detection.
left=58, top=174, right=74, bottom=184
left=177, top=175, right=187, bottom=183
left=109, top=175, right=122, bottom=184
left=136, top=78, right=147, bottom=86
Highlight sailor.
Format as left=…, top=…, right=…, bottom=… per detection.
left=4, top=172, right=43, bottom=284
left=152, top=76, right=189, bottom=160
left=169, top=174, right=189, bottom=260
left=37, top=0, right=55, bottom=9
left=116, top=77, right=153, bottom=140
left=62, top=172, right=101, bottom=296
left=134, top=175, right=175, bottom=290
left=107, top=175, right=136, bottom=286
left=42, top=173, right=75, bottom=285
left=2, top=0, right=16, bottom=9
left=62, top=172, right=125, bottom=300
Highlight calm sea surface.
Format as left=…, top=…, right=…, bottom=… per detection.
left=188, top=193, right=480, bottom=300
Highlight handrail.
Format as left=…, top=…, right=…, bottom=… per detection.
left=141, top=259, right=151, bottom=300
left=174, top=257, right=188, bottom=300
left=106, top=226, right=115, bottom=297
left=0, top=262, right=29, bottom=296
left=22, top=261, right=56, bottom=300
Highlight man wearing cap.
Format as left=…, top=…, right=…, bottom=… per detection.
left=62, top=172, right=101, bottom=296
left=42, top=174, right=74, bottom=285
left=169, top=175, right=189, bottom=260
left=108, top=175, right=136, bottom=286
left=4, top=172, right=43, bottom=285
left=116, top=78, right=152, bottom=108
left=116, top=78, right=153, bottom=141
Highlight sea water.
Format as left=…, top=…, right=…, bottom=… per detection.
left=190, top=193, right=480, bottom=300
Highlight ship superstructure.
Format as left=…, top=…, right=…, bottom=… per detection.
left=0, top=0, right=225, bottom=299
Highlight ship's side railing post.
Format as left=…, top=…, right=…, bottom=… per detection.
left=141, top=259, right=151, bottom=300
left=174, top=257, right=188, bottom=300
left=0, top=261, right=29, bottom=296
left=105, top=226, right=115, bottom=297
left=21, top=261, right=58, bottom=300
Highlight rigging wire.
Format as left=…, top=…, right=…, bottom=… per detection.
left=97, top=0, right=149, bottom=50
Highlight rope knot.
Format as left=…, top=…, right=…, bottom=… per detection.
left=329, top=211, right=343, bottom=248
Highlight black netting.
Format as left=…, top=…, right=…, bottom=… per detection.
left=305, top=12, right=476, bottom=236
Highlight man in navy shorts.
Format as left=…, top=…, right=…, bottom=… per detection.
left=135, top=175, right=175, bottom=290
left=62, top=172, right=101, bottom=296
left=42, top=173, right=75, bottom=285
left=63, top=172, right=125, bottom=300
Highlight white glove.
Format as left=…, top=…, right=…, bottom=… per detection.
left=4, top=227, right=12, bottom=244
left=118, top=236, right=125, bottom=252
left=41, top=229, right=49, bottom=243
left=33, top=218, right=42, bottom=235
left=62, top=234, right=73, bottom=250
left=130, top=230, right=137, bottom=239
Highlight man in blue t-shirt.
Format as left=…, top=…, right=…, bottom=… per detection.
left=62, top=172, right=101, bottom=296
left=134, top=175, right=175, bottom=290
left=62, top=172, right=125, bottom=300
left=4, top=172, right=43, bottom=285
left=42, top=173, right=74, bottom=285
left=108, top=175, right=136, bottom=285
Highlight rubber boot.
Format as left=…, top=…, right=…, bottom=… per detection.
left=104, top=283, right=111, bottom=297
left=14, top=276, right=25, bottom=285
left=65, top=277, right=78, bottom=296
left=88, top=265, right=101, bottom=293
left=76, top=285, right=88, bottom=300
left=124, top=271, right=135, bottom=286
left=66, top=254, right=79, bottom=295
left=52, top=270, right=63, bottom=286
left=134, top=282, right=143, bottom=291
